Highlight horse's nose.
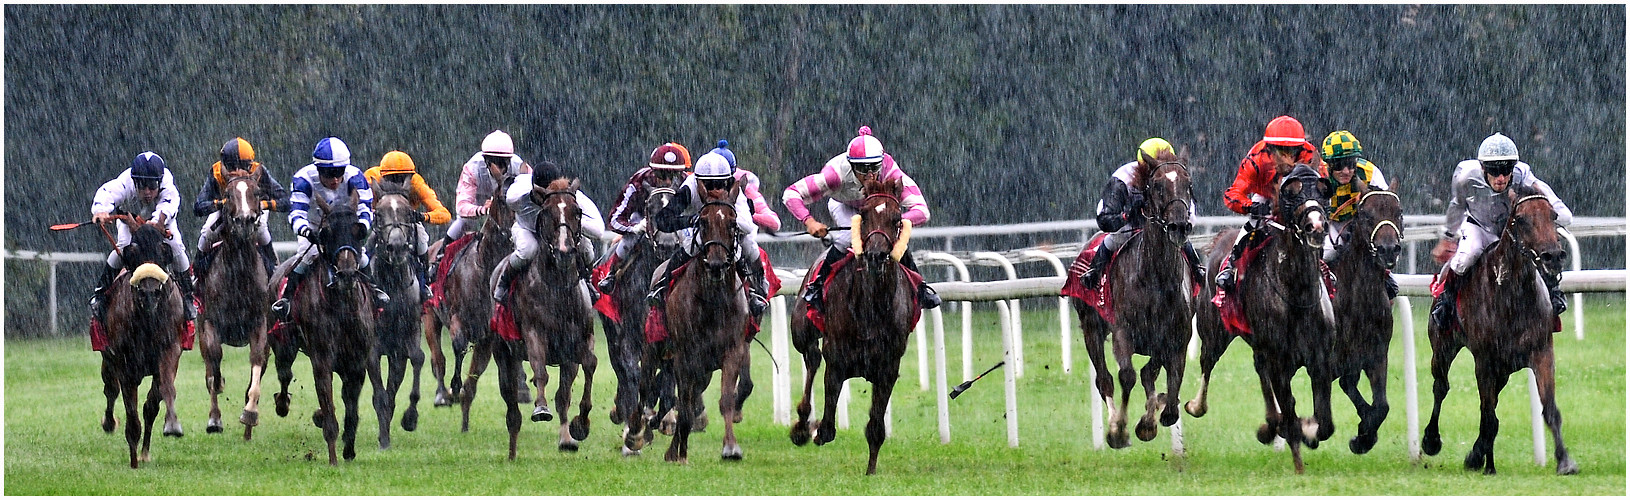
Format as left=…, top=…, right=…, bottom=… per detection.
left=1169, top=221, right=1193, bottom=235
left=1379, top=243, right=1402, bottom=268
left=1541, top=249, right=1567, bottom=267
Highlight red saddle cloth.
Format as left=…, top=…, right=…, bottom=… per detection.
left=600, top=247, right=779, bottom=327
left=1209, top=235, right=1338, bottom=336
left=644, top=250, right=785, bottom=344
left=1060, top=233, right=1121, bottom=324
left=803, top=252, right=925, bottom=335
left=424, top=234, right=476, bottom=311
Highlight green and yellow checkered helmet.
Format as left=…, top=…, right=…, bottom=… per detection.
left=1321, top=130, right=1363, bottom=160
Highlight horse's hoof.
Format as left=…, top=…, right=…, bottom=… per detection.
left=1159, top=409, right=1179, bottom=427
left=1463, top=451, right=1484, bottom=471
left=558, top=440, right=579, bottom=452
left=1421, top=433, right=1442, bottom=456
left=1184, top=399, right=1207, bottom=418
left=379, top=437, right=391, bottom=450
left=275, top=393, right=291, bottom=417
left=240, top=410, right=259, bottom=428
left=1301, top=418, right=1321, bottom=448
left=1135, top=418, right=1158, bottom=442
left=343, top=447, right=357, bottom=462
left=1107, top=432, right=1131, bottom=450
left=1349, top=433, right=1377, bottom=455
left=732, top=413, right=743, bottom=424
left=813, top=427, right=835, bottom=446
left=721, top=443, right=743, bottom=461
left=311, top=409, right=327, bottom=428
left=622, top=445, right=641, bottom=457
left=570, top=417, right=590, bottom=441
left=693, top=412, right=709, bottom=433
left=101, top=416, right=117, bottom=433
left=402, top=408, right=419, bottom=432
left=609, top=406, right=624, bottom=425
left=164, top=421, right=185, bottom=438
left=1557, top=457, right=1580, bottom=475
left=206, top=417, right=223, bottom=434
left=1256, top=423, right=1276, bottom=445
left=433, top=391, right=452, bottom=408
left=531, top=406, right=554, bottom=423
left=789, top=422, right=811, bottom=446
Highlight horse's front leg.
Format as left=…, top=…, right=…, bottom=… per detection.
left=524, top=333, right=554, bottom=422
left=1160, top=345, right=1187, bottom=428
left=1185, top=325, right=1233, bottom=418
left=372, top=348, right=396, bottom=450
left=1111, top=330, right=1137, bottom=448
left=1135, top=358, right=1164, bottom=442
left=864, top=372, right=899, bottom=475
left=789, top=332, right=823, bottom=446
left=120, top=375, right=141, bottom=468
left=101, top=358, right=119, bottom=433
left=404, top=334, right=425, bottom=432
left=569, top=330, right=596, bottom=443
left=201, top=321, right=225, bottom=434
left=310, top=358, right=339, bottom=466
left=813, top=359, right=844, bottom=446
left=1421, top=334, right=1463, bottom=457
left=240, top=320, right=270, bottom=440
left=459, top=336, right=496, bottom=433
left=1466, top=360, right=1510, bottom=475
left=1076, top=304, right=1118, bottom=446
left=272, top=333, right=299, bottom=418
left=160, top=346, right=184, bottom=438
left=341, top=365, right=367, bottom=462
left=719, top=340, right=746, bottom=461
left=423, top=309, right=453, bottom=407
left=555, top=359, right=581, bottom=451
left=1529, top=348, right=1578, bottom=475
left=1252, top=351, right=1281, bottom=446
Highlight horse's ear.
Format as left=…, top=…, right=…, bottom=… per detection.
left=1318, top=178, right=1336, bottom=199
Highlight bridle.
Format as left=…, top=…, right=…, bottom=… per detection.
left=1142, top=161, right=1193, bottom=233
left=1356, top=190, right=1401, bottom=268
left=370, top=192, right=419, bottom=267
left=695, top=200, right=742, bottom=268
left=1501, top=194, right=1556, bottom=277
left=860, top=192, right=903, bottom=252
left=536, top=189, right=584, bottom=260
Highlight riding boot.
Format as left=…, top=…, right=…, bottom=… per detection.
left=1214, top=227, right=1258, bottom=291
left=89, top=263, right=119, bottom=321
left=258, top=243, right=279, bottom=278
left=358, top=271, right=391, bottom=308
left=492, top=254, right=529, bottom=304
left=1384, top=272, right=1399, bottom=299
left=193, top=248, right=214, bottom=290
left=802, top=245, right=847, bottom=312
left=176, top=267, right=198, bottom=320
left=899, top=251, right=941, bottom=309
left=1081, top=238, right=1113, bottom=289
left=416, top=251, right=432, bottom=304
left=1182, top=241, right=1208, bottom=286
left=596, top=253, right=622, bottom=292
left=1429, top=267, right=1461, bottom=330
left=578, top=251, right=601, bottom=303
left=426, top=235, right=451, bottom=279
left=737, top=255, right=768, bottom=317
left=271, top=266, right=307, bottom=321
left=646, top=248, right=691, bottom=308
left=1543, top=271, right=1567, bottom=315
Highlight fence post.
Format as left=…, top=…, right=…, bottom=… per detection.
left=1558, top=227, right=1584, bottom=340
left=1021, top=249, right=1071, bottom=374
left=1398, top=296, right=1421, bottom=462
left=921, top=252, right=973, bottom=380
left=771, top=295, right=791, bottom=426
left=996, top=300, right=1019, bottom=447
left=50, top=260, right=60, bottom=335
left=973, top=252, right=1023, bottom=378
left=933, top=307, right=951, bottom=444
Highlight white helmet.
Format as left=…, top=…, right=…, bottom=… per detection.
left=693, top=152, right=734, bottom=180
left=1476, top=132, right=1519, bottom=162
left=481, top=130, right=515, bottom=158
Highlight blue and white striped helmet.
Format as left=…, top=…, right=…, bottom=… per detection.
left=312, top=137, right=352, bottom=169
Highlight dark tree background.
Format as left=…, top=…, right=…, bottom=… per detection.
left=5, top=5, right=1624, bottom=335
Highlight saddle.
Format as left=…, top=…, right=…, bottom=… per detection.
left=424, top=233, right=477, bottom=310
left=803, top=252, right=924, bottom=335
left=1060, top=231, right=1202, bottom=325
left=643, top=249, right=784, bottom=344
left=1210, top=234, right=1338, bottom=336
left=1429, top=262, right=1562, bottom=333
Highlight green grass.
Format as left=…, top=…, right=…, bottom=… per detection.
left=5, top=295, right=1624, bottom=495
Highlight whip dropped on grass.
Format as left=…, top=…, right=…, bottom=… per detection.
left=948, top=361, right=1005, bottom=400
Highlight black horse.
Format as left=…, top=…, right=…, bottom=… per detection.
left=196, top=174, right=273, bottom=440
left=1073, top=153, right=1197, bottom=448
left=452, top=175, right=526, bottom=434
left=598, top=183, right=684, bottom=454
left=1423, top=183, right=1578, bottom=475
left=99, top=217, right=186, bottom=468
left=366, top=185, right=427, bottom=449
left=1188, top=164, right=1336, bottom=474
left=1327, top=186, right=1403, bottom=454
left=267, top=187, right=384, bottom=465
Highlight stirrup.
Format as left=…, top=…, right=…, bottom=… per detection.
left=597, top=275, right=616, bottom=292
left=919, top=285, right=942, bottom=309
left=646, top=287, right=665, bottom=308
left=1214, top=266, right=1237, bottom=290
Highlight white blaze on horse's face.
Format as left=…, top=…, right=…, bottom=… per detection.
left=874, top=205, right=885, bottom=214
left=1164, top=171, right=1178, bottom=184
left=554, top=199, right=573, bottom=253
left=1302, top=200, right=1326, bottom=234
left=235, top=182, right=252, bottom=215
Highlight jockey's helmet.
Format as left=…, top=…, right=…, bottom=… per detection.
left=379, top=151, right=417, bottom=176
left=847, top=125, right=885, bottom=171
left=312, top=137, right=351, bottom=178
left=130, top=151, right=166, bottom=183
left=649, top=142, right=691, bottom=170
left=1262, top=116, right=1308, bottom=147
left=220, top=137, right=256, bottom=168
left=710, top=139, right=737, bottom=168
left=1321, top=130, right=1363, bottom=160
left=694, top=152, right=734, bottom=181
left=1476, top=132, right=1519, bottom=163
left=1137, top=137, right=1173, bottom=165
left=531, top=161, right=563, bottom=187
left=481, top=130, right=515, bottom=158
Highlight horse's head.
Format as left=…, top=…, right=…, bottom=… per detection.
left=312, top=187, right=366, bottom=287
left=1352, top=186, right=1403, bottom=270
left=696, top=183, right=743, bottom=279
left=851, top=177, right=909, bottom=276
left=370, top=186, right=418, bottom=268
left=1277, top=164, right=1331, bottom=247
left=122, top=222, right=174, bottom=316
left=1142, top=151, right=1195, bottom=246
left=483, top=174, right=518, bottom=240
left=221, top=174, right=263, bottom=241
left=531, top=177, right=584, bottom=261
left=642, top=173, right=684, bottom=251
left=1505, top=183, right=1566, bottom=278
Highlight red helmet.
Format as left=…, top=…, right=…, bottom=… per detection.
left=648, top=142, right=691, bottom=170
left=846, top=126, right=885, bottom=165
left=1262, top=116, right=1307, bottom=147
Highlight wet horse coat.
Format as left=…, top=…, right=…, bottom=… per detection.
left=1328, top=187, right=1403, bottom=454
left=99, top=219, right=186, bottom=468
left=196, top=175, right=272, bottom=440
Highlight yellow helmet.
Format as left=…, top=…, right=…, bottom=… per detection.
left=1137, top=137, right=1173, bottom=164
left=1321, top=130, right=1363, bottom=160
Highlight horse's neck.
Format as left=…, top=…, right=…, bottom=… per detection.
left=1479, top=231, right=1539, bottom=293
left=478, top=228, right=511, bottom=269
left=1132, top=227, right=1183, bottom=272
left=1271, top=231, right=1322, bottom=287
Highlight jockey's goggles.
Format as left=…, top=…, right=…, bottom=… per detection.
left=483, top=155, right=510, bottom=169
left=653, top=169, right=683, bottom=181
left=1268, top=144, right=1301, bottom=156
left=133, top=177, right=161, bottom=190
left=317, top=166, right=346, bottom=179
left=1327, top=158, right=1356, bottom=172
left=222, top=158, right=252, bottom=173
left=1482, top=160, right=1516, bottom=177
left=850, top=160, right=882, bottom=175
left=699, top=177, right=735, bottom=192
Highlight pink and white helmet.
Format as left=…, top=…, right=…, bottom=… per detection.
left=846, top=125, right=885, bottom=165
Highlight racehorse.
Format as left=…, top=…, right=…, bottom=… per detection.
left=367, top=185, right=427, bottom=449
left=446, top=175, right=525, bottom=433
left=597, top=182, right=683, bottom=454
left=1072, top=153, right=1196, bottom=448
left=267, top=187, right=384, bottom=465
left=1187, top=164, right=1336, bottom=474
left=496, top=176, right=598, bottom=457
left=788, top=177, right=918, bottom=475
left=657, top=182, right=751, bottom=464
left=99, top=216, right=185, bottom=468
left=196, top=174, right=272, bottom=440
left=1422, top=183, right=1578, bottom=475
left=1327, top=186, right=1403, bottom=454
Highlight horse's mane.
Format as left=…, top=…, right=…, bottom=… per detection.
left=862, top=177, right=903, bottom=198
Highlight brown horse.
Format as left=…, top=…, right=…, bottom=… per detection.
left=267, top=187, right=383, bottom=465
left=1422, top=183, right=1578, bottom=475
left=789, top=177, right=917, bottom=475
left=366, top=186, right=427, bottom=448
left=197, top=174, right=272, bottom=440
left=494, top=177, right=598, bottom=457
left=99, top=217, right=185, bottom=468
left=446, top=175, right=526, bottom=433
left=598, top=183, right=684, bottom=454
left=1187, top=164, right=1336, bottom=474
left=1327, top=186, right=1403, bottom=454
left=1073, top=154, right=1196, bottom=448
left=657, top=182, right=751, bottom=464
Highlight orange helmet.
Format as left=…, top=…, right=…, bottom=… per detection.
left=1262, top=116, right=1307, bottom=147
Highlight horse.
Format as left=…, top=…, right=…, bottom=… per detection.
left=788, top=177, right=918, bottom=475
left=444, top=175, right=528, bottom=433
left=597, top=182, right=684, bottom=454
left=1422, top=183, right=1578, bottom=475
left=1327, top=185, right=1403, bottom=454
left=196, top=174, right=273, bottom=440
left=493, top=177, right=598, bottom=458
left=656, top=182, right=752, bottom=464
left=366, top=185, right=427, bottom=449
left=266, top=187, right=383, bottom=465
left=1072, top=153, right=1197, bottom=448
left=1186, top=164, right=1336, bottom=474
left=99, top=217, right=185, bottom=468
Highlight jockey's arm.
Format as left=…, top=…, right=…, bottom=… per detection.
left=740, top=171, right=781, bottom=232
left=454, top=163, right=484, bottom=218
left=350, top=173, right=374, bottom=230
left=1095, top=179, right=1132, bottom=233
left=1528, top=177, right=1573, bottom=227
left=782, top=159, right=842, bottom=224
left=896, top=171, right=931, bottom=226
left=154, top=171, right=182, bottom=222
left=288, top=176, right=314, bottom=235
left=1443, top=161, right=1478, bottom=241
left=91, top=173, right=128, bottom=220
left=257, top=165, right=291, bottom=212
left=1367, top=165, right=1390, bottom=191
left=1222, top=157, right=1264, bottom=215
left=575, top=191, right=606, bottom=241
left=410, top=174, right=453, bottom=225
left=653, top=181, right=695, bottom=234
left=193, top=174, right=223, bottom=217
left=605, top=175, right=644, bottom=234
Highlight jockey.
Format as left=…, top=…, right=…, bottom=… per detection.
left=711, top=139, right=783, bottom=235
left=364, top=150, right=452, bottom=302
left=271, top=137, right=389, bottom=319
left=1319, top=130, right=1396, bottom=297
left=90, top=151, right=196, bottom=320
left=644, top=151, right=770, bottom=316
left=783, top=125, right=941, bottom=311
left=426, top=130, right=532, bottom=277
left=596, top=141, right=692, bottom=292
left=1430, top=132, right=1573, bottom=328
left=1079, top=138, right=1206, bottom=288
left=193, top=137, right=288, bottom=280
left=491, top=161, right=606, bottom=303
left=1213, top=115, right=1325, bottom=291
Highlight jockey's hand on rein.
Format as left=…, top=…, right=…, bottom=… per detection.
left=1247, top=201, right=1272, bottom=216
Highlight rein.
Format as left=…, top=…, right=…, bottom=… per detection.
left=862, top=192, right=902, bottom=250
left=1496, top=194, right=1555, bottom=282
left=695, top=200, right=741, bottom=263
left=1141, top=161, right=1193, bottom=234
left=1356, top=190, right=1401, bottom=267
